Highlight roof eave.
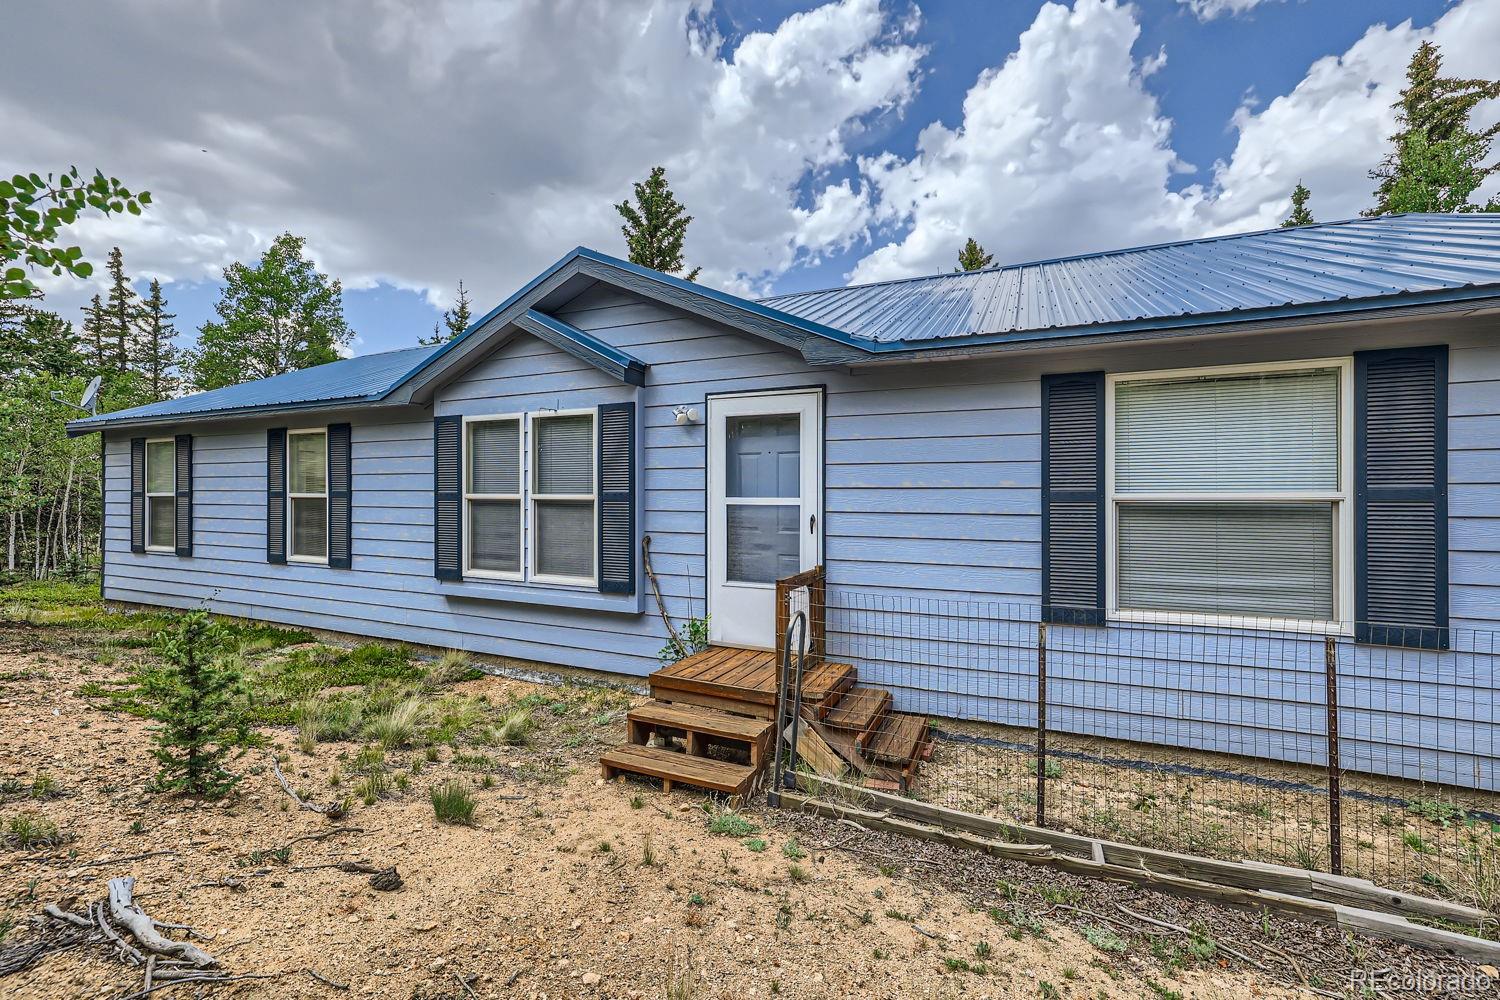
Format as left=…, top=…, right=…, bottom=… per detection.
left=64, top=393, right=409, bottom=437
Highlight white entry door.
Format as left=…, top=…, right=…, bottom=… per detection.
left=707, top=389, right=823, bottom=649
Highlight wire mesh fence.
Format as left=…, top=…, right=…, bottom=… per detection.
left=779, top=581, right=1500, bottom=912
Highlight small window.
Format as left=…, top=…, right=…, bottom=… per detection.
left=1109, top=362, right=1350, bottom=625
left=145, top=439, right=176, bottom=551
left=465, top=417, right=522, bottom=579
left=287, top=429, right=328, bottom=563
left=530, top=412, right=595, bottom=584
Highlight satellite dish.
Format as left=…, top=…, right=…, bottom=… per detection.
left=79, top=375, right=102, bottom=415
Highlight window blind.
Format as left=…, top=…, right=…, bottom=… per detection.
left=535, top=501, right=593, bottom=579
left=1115, top=369, right=1339, bottom=492
left=289, top=433, right=327, bottom=494
left=1118, top=502, right=1335, bottom=620
left=469, top=420, right=520, bottom=494
left=535, top=415, right=592, bottom=495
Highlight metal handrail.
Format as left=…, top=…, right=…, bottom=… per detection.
left=767, top=608, right=808, bottom=807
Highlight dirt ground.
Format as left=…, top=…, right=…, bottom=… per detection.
left=0, top=614, right=1494, bottom=999
left=922, top=720, right=1500, bottom=909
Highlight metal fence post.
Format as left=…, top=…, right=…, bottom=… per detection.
left=1324, top=635, right=1342, bottom=876
left=1036, top=621, right=1048, bottom=829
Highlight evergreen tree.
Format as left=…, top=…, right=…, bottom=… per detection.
left=955, top=237, right=995, bottom=271
left=615, top=166, right=700, bottom=281
left=419, top=279, right=475, bottom=346
left=185, top=233, right=353, bottom=391
left=135, top=279, right=179, bottom=401
left=1281, top=182, right=1315, bottom=227
left=143, top=611, right=247, bottom=799
left=81, top=294, right=108, bottom=372
left=1368, top=41, right=1500, bottom=216
left=103, top=246, right=142, bottom=370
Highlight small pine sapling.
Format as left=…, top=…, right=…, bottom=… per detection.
left=144, top=611, right=248, bottom=798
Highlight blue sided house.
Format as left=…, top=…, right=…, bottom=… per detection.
left=69, top=214, right=1500, bottom=796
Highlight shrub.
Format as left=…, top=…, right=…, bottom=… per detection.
left=658, top=616, right=710, bottom=665
left=430, top=780, right=477, bottom=825
left=142, top=612, right=248, bottom=798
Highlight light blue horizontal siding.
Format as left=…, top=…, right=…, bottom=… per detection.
left=102, top=290, right=1499, bottom=789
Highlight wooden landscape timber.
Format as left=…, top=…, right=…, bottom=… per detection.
left=784, top=778, right=1500, bottom=963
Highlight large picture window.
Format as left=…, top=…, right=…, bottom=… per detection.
left=287, top=429, right=328, bottom=563
left=530, top=411, right=595, bottom=584
left=1108, top=361, right=1351, bottom=626
left=465, top=416, right=523, bottom=578
left=145, top=439, right=176, bottom=551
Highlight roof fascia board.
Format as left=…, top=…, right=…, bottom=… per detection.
left=65, top=397, right=427, bottom=438
left=514, top=309, right=647, bottom=386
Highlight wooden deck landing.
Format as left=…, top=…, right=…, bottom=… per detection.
left=649, top=646, right=854, bottom=717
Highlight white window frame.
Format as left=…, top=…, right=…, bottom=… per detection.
left=527, top=408, right=597, bottom=587
left=286, top=427, right=329, bottom=565
left=144, top=437, right=176, bottom=553
left=462, top=412, right=525, bottom=582
left=1105, top=357, right=1354, bottom=634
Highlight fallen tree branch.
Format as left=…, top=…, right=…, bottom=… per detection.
left=308, top=968, right=350, bottom=991
left=270, top=754, right=348, bottom=818
left=107, top=877, right=216, bottom=968
left=1115, top=904, right=1255, bottom=965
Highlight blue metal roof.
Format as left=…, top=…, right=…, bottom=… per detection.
left=760, top=214, right=1500, bottom=345
left=68, top=344, right=440, bottom=432
left=68, top=214, right=1500, bottom=433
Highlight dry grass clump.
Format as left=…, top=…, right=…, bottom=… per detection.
left=488, top=708, right=533, bottom=746
left=425, top=649, right=482, bottom=685
left=365, top=696, right=430, bottom=750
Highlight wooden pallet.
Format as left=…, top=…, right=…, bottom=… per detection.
left=865, top=712, right=929, bottom=768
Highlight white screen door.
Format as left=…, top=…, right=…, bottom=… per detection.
left=707, top=389, right=822, bottom=648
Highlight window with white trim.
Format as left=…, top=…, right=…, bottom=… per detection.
left=1108, top=360, right=1351, bottom=625
left=145, top=439, right=176, bottom=551
left=465, top=416, right=523, bottom=578
left=530, top=411, right=595, bottom=584
left=287, top=429, right=329, bottom=563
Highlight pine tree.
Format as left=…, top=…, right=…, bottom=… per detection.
left=419, top=280, right=475, bottom=346
left=103, top=246, right=142, bottom=370
left=135, top=279, right=179, bottom=401
left=1368, top=41, right=1500, bottom=216
left=955, top=237, right=995, bottom=272
left=615, top=166, right=701, bottom=281
left=143, top=612, right=247, bottom=799
left=81, top=294, right=108, bottom=372
left=1281, top=182, right=1315, bottom=227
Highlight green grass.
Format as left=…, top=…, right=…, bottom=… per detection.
left=743, top=838, right=768, bottom=853
left=4, top=813, right=64, bottom=850
left=430, top=780, right=477, bottom=825
left=707, top=809, right=758, bottom=837
left=364, top=696, right=429, bottom=749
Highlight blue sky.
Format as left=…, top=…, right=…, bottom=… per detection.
left=9, top=0, right=1492, bottom=361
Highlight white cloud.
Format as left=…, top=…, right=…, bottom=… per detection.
left=851, top=0, right=1198, bottom=283
left=1177, top=0, right=1281, bottom=23
left=848, top=0, right=1500, bottom=285
left=4, top=0, right=922, bottom=316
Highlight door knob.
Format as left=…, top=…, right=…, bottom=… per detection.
left=809, top=513, right=817, bottom=533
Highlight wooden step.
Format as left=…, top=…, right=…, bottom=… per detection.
left=600, top=744, right=758, bottom=796
left=628, top=701, right=773, bottom=765
left=822, top=686, right=891, bottom=743
left=799, top=660, right=857, bottom=716
left=864, top=712, right=929, bottom=768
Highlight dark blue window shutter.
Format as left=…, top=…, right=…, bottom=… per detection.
left=1355, top=346, right=1448, bottom=649
left=129, top=438, right=146, bottom=554
left=174, top=434, right=193, bottom=557
left=597, top=402, right=636, bottom=595
left=267, top=428, right=287, bottom=564
left=434, top=415, right=463, bottom=581
left=327, top=423, right=353, bottom=569
left=1042, top=372, right=1104, bottom=625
